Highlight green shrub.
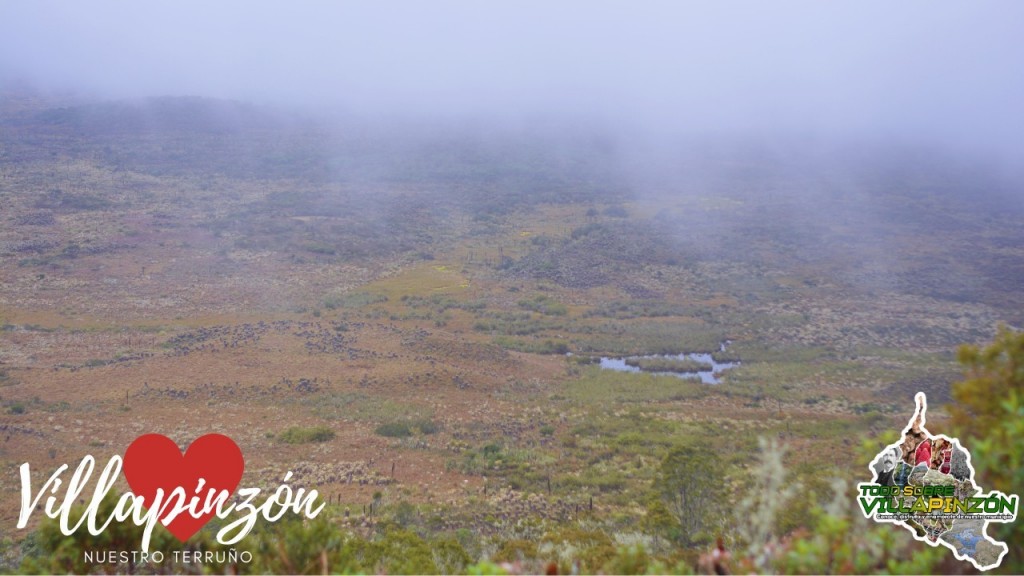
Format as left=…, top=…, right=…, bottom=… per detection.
left=517, top=295, right=568, bottom=316
left=539, top=525, right=616, bottom=573
left=375, top=419, right=439, bottom=437
left=493, top=539, right=538, bottom=563
left=431, top=538, right=472, bottom=574
left=278, top=426, right=336, bottom=444
left=376, top=422, right=413, bottom=438
left=339, top=528, right=438, bottom=574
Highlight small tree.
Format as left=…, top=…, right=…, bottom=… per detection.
left=655, top=444, right=727, bottom=545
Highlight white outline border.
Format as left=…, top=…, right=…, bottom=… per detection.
left=856, top=392, right=1018, bottom=571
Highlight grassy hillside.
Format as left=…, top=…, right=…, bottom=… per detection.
left=1, top=92, right=1020, bottom=572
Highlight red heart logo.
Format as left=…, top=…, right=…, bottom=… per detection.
left=123, top=433, right=244, bottom=542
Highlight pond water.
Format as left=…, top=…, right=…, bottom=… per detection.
left=598, top=341, right=739, bottom=384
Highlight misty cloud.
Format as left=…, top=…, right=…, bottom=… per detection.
left=1, top=1, right=1021, bottom=149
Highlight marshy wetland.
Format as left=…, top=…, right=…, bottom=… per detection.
left=598, top=342, right=740, bottom=384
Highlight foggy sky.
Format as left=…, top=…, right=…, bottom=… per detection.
left=2, top=1, right=1023, bottom=158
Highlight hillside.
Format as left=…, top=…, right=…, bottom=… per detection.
left=1, top=92, right=1021, bottom=572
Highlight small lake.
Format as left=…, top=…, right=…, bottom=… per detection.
left=598, top=342, right=739, bottom=384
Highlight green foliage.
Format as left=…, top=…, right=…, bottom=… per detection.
left=277, top=425, right=336, bottom=444
left=465, top=560, right=510, bottom=575
left=568, top=367, right=708, bottom=407
left=733, top=437, right=802, bottom=569
left=247, top=515, right=342, bottom=574
left=949, top=326, right=1024, bottom=574
left=432, top=537, right=473, bottom=575
left=324, top=291, right=389, bottom=309
left=245, top=516, right=460, bottom=574
left=374, top=418, right=439, bottom=438
left=642, top=497, right=682, bottom=543
left=655, top=445, right=727, bottom=546
left=402, top=294, right=486, bottom=314
left=342, top=528, right=438, bottom=574
left=474, top=314, right=562, bottom=336
left=304, top=392, right=421, bottom=423
left=771, top=486, right=944, bottom=574
left=602, top=545, right=651, bottom=574
left=584, top=299, right=688, bottom=319
left=376, top=421, right=412, bottom=437
left=950, top=325, right=1023, bottom=442
left=538, top=525, right=616, bottom=573
left=517, top=295, right=568, bottom=316
left=493, top=538, right=538, bottom=564
left=719, top=442, right=944, bottom=575
left=493, top=336, right=569, bottom=355
left=570, top=320, right=722, bottom=356
left=970, top=392, right=1024, bottom=574
left=457, top=442, right=512, bottom=476
left=415, top=418, right=442, bottom=434
left=17, top=491, right=236, bottom=574
left=624, top=357, right=713, bottom=373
